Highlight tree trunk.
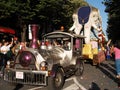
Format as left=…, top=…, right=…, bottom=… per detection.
left=21, top=24, right=27, bottom=42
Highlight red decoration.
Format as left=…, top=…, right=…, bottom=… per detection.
left=0, top=27, right=15, bottom=34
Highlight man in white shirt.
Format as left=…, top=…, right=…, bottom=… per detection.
left=0, top=39, right=13, bottom=67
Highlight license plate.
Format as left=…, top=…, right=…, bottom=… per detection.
left=16, top=72, right=24, bottom=79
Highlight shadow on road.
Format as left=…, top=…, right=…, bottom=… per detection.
left=88, top=82, right=100, bottom=90
left=13, top=84, right=24, bottom=90
left=96, top=60, right=119, bottom=85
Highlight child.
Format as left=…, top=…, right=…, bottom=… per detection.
left=106, top=39, right=111, bottom=60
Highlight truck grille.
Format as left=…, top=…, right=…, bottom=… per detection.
left=4, top=68, right=48, bottom=86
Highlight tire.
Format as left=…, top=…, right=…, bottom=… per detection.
left=75, top=60, right=84, bottom=76
left=47, top=68, right=65, bottom=90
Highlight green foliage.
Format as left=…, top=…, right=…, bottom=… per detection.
left=0, top=0, right=17, bottom=18
left=103, top=0, right=120, bottom=41
left=0, top=0, right=87, bottom=40
left=70, top=0, right=88, bottom=12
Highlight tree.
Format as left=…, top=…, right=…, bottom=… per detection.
left=0, top=0, right=87, bottom=41
left=0, top=0, right=36, bottom=41
left=103, top=0, right=120, bottom=42
left=70, top=0, right=87, bottom=11
left=33, top=0, right=74, bottom=33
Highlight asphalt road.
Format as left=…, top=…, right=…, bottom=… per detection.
left=0, top=59, right=120, bottom=90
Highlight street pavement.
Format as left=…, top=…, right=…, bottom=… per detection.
left=76, top=59, right=119, bottom=90
left=0, top=59, right=120, bottom=90
left=62, top=59, right=119, bottom=90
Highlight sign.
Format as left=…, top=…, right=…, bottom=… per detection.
left=16, top=72, right=24, bottom=79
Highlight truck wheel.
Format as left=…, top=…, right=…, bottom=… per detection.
left=47, top=68, right=65, bottom=90
left=75, top=60, right=84, bottom=76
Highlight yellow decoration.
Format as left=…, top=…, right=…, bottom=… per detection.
left=92, top=48, right=98, bottom=54
left=82, top=44, right=92, bottom=55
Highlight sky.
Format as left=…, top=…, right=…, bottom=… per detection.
left=85, top=0, right=108, bottom=37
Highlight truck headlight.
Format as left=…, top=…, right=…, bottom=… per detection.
left=6, top=60, right=10, bottom=68
left=40, top=61, right=47, bottom=71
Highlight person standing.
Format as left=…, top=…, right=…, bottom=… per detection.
left=0, top=41, right=3, bottom=67
left=0, top=38, right=13, bottom=67
left=0, top=41, right=3, bottom=76
left=106, top=39, right=112, bottom=60
left=110, top=40, right=120, bottom=78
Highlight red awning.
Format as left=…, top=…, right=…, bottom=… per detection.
left=0, top=27, right=15, bottom=34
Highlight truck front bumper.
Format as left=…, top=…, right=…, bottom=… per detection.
left=4, top=68, right=48, bottom=86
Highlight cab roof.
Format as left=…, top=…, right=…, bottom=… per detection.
left=43, top=31, right=85, bottom=39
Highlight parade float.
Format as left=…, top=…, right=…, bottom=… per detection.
left=69, top=6, right=106, bottom=65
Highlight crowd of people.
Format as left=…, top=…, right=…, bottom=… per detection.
left=0, top=37, right=28, bottom=75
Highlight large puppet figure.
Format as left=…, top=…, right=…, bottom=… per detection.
left=69, top=6, right=103, bottom=44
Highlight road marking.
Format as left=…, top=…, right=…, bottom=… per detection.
left=28, top=86, right=42, bottom=90
left=62, top=83, right=79, bottom=90
left=65, top=76, right=87, bottom=90
left=73, top=77, right=87, bottom=90
left=65, top=77, right=73, bottom=81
